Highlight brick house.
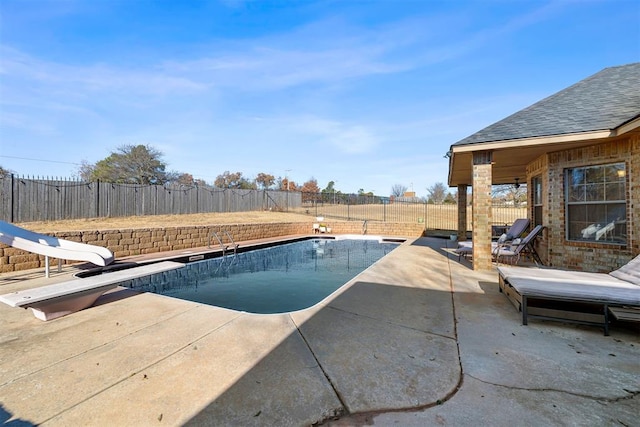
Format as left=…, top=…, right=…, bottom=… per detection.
left=447, top=63, right=639, bottom=271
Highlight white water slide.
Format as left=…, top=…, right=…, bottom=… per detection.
left=0, top=221, right=114, bottom=277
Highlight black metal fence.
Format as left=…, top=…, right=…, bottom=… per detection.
left=293, top=192, right=527, bottom=232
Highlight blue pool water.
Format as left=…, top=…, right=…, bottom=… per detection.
left=121, top=238, right=399, bottom=314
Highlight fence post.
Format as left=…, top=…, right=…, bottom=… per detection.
left=95, top=180, right=100, bottom=218
left=10, top=174, right=15, bottom=223
left=423, top=201, right=427, bottom=232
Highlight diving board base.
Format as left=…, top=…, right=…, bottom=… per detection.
left=29, top=286, right=117, bottom=321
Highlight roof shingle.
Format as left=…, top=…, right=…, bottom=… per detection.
left=453, top=63, right=640, bottom=146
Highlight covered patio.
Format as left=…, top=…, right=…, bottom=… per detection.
left=447, top=63, right=639, bottom=271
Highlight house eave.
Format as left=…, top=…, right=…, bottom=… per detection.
left=447, top=128, right=638, bottom=187
left=615, top=115, right=640, bottom=136
left=450, top=130, right=614, bottom=154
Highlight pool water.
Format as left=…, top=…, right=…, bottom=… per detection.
left=122, top=238, right=399, bottom=313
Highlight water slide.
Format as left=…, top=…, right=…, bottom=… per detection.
left=0, top=221, right=114, bottom=276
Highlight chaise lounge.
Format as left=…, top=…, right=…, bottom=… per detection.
left=497, top=255, right=640, bottom=335
left=493, top=225, right=545, bottom=265
left=455, top=218, right=530, bottom=260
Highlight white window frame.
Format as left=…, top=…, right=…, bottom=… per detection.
left=565, top=162, right=626, bottom=244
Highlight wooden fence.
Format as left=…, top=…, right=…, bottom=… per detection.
left=0, top=175, right=300, bottom=223
left=0, top=176, right=528, bottom=233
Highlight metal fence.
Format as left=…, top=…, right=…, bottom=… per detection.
left=293, top=192, right=528, bottom=232
left=0, top=175, right=300, bottom=223
left=0, top=176, right=528, bottom=232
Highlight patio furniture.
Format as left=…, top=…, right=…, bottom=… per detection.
left=312, top=217, right=322, bottom=233
left=497, top=255, right=640, bottom=335
left=493, top=225, right=545, bottom=265
left=312, top=217, right=331, bottom=234
left=455, top=218, right=530, bottom=260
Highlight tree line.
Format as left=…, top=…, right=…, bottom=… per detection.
left=1, top=144, right=368, bottom=195
left=1, top=144, right=525, bottom=205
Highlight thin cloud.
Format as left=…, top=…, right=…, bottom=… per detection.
left=0, top=46, right=207, bottom=98
left=286, top=116, right=378, bottom=154
left=161, top=44, right=409, bottom=92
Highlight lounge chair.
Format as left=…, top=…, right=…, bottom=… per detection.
left=493, top=225, right=545, bottom=265
left=455, top=218, right=530, bottom=260
left=497, top=255, right=640, bottom=335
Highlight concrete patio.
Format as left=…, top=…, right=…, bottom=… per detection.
left=0, top=237, right=638, bottom=426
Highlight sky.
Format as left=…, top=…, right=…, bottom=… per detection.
left=0, top=0, right=639, bottom=197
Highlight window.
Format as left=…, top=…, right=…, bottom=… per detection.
left=532, top=175, right=543, bottom=226
left=566, top=163, right=626, bottom=244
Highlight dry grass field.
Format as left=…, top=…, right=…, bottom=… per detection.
left=13, top=204, right=526, bottom=234
left=292, top=203, right=527, bottom=230
left=15, top=211, right=314, bottom=233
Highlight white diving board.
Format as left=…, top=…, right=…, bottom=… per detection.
left=0, top=220, right=115, bottom=277
left=0, top=261, right=184, bottom=321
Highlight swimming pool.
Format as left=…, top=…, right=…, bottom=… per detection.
left=121, top=237, right=400, bottom=314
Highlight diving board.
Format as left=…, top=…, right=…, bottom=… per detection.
left=0, top=261, right=184, bottom=320
left=0, top=221, right=115, bottom=277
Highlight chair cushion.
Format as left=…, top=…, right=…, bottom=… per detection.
left=609, top=255, right=640, bottom=286
left=498, top=266, right=640, bottom=306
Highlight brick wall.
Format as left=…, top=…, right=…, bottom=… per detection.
left=534, top=136, right=638, bottom=272
left=0, top=221, right=426, bottom=273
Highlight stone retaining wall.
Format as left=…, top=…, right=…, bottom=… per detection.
left=0, top=221, right=425, bottom=273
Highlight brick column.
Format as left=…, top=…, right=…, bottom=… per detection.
left=472, top=151, right=493, bottom=270
left=457, top=184, right=468, bottom=242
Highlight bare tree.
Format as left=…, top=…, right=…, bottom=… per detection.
left=76, top=160, right=95, bottom=181
left=0, top=165, right=14, bottom=178
left=426, top=182, right=448, bottom=204
left=493, top=184, right=527, bottom=207
left=390, top=184, right=407, bottom=197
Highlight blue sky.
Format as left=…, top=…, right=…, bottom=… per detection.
left=1, top=0, right=638, bottom=196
